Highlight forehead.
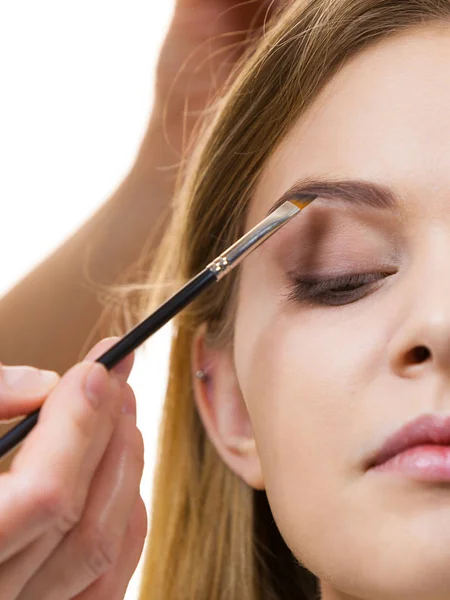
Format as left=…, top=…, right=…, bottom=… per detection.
left=249, top=24, right=450, bottom=225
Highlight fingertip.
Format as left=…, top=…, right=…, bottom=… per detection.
left=0, top=367, right=60, bottom=420
left=82, top=337, right=121, bottom=362
left=0, top=394, right=45, bottom=421
left=112, top=352, right=135, bottom=383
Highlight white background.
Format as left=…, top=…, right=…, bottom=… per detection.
left=0, top=2, right=176, bottom=598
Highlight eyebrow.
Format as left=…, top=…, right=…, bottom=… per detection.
left=268, top=178, right=399, bottom=215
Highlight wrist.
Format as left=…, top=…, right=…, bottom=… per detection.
left=136, top=110, right=182, bottom=167
left=138, top=91, right=212, bottom=162
left=126, top=116, right=180, bottom=212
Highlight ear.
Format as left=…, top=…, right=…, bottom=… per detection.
left=191, top=323, right=265, bottom=490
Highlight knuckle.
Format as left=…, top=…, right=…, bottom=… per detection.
left=30, top=477, right=72, bottom=526
left=55, top=490, right=86, bottom=535
left=29, top=476, right=86, bottom=536
left=81, top=524, right=122, bottom=577
left=55, top=506, right=83, bottom=536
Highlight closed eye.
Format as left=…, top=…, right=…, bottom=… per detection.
left=285, top=271, right=394, bottom=306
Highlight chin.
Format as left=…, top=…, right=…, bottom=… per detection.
left=318, top=543, right=450, bottom=600
left=318, top=562, right=450, bottom=600
left=320, top=575, right=450, bottom=600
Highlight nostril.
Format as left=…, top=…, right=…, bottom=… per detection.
left=406, top=345, right=431, bottom=364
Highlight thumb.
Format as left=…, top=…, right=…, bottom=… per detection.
left=0, top=364, right=60, bottom=419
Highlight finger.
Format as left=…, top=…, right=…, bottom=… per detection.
left=0, top=366, right=59, bottom=419
left=82, top=337, right=135, bottom=384
left=0, top=345, right=135, bottom=594
left=17, top=386, right=144, bottom=599
left=0, top=333, right=131, bottom=443
left=73, top=497, right=148, bottom=600
left=0, top=337, right=134, bottom=564
left=0, top=347, right=123, bottom=562
left=1, top=499, right=146, bottom=600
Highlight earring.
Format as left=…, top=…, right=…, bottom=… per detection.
left=195, top=370, right=207, bottom=380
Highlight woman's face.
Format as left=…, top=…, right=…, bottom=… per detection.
left=231, top=25, right=450, bottom=600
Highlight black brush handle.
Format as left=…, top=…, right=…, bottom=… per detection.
left=0, top=268, right=217, bottom=458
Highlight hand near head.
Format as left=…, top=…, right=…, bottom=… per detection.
left=0, top=338, right=147, bottom=599
left=147, top=0, right=289, bottom=153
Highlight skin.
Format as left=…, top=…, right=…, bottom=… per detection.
left=0, top=338, right=146, bottom=599
left=0, top=2, right=287, bottom=596
left=193, top=24, right=450, bottom=600
left=0, top=0, right=286, bottom=373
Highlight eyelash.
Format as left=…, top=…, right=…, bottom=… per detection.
left=286, top=271, right=393, bottom=306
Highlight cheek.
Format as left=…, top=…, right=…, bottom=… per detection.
left=235, top=302, right=352, bottom=496
left=233, top=268, right=393, bottom=569
left=234, top=260, right=366, bottom=487
left=234, top=305, right=347, bottom=567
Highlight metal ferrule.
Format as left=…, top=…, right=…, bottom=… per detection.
left=207, top=200, right=310, bottom=281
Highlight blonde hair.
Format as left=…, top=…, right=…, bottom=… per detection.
left=129, top=1, right=450, bottom=598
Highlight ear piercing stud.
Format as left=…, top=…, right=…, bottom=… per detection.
left=195, top=370, right=207, bottom=380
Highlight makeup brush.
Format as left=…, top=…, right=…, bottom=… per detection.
left=0, top=195, right=316, bottom=458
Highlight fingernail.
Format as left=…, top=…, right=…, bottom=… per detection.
left=112, top=356, right=133, bottom=383
left=3, top=367, right=60, bottom=394
left=84, top=363, right=110, bottom=410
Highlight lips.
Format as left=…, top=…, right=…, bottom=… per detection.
left=367, top=414, right=450, bottom=469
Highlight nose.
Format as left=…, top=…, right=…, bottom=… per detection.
left=388, top=242, right=450, bottom=378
